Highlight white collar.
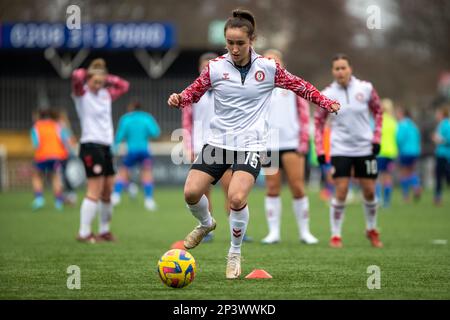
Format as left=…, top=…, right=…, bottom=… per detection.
left=224, top=47, right=260, bottom=65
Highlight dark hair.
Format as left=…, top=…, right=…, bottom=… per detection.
left=37, top=108, right=59, bottom=120
left=332, top=53, right=351, bottom=66
left=127, top=100, right=141, bottom=111
left=438, top=105, right=449, bottom=118
left=397, top=106, right=411, bottom=118
left=38, top=109, right=51, bottom=119
left=224, top=9, right=256, bottom=40
left=199, top=52, right=218, bottom=65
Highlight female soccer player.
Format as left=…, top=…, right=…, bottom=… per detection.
left=72, top=58, right=130, bottom=243
left=260, top=49, right=318, bottom=245
left=315, top=53, right=383, bottom=249
left=376, top=98, right=398, bottom=208
left=396, top=107, right=422, bottom=202
left=168, top=9, right=339, bottom=279
left=431, top=106, right=450, bottom=205
left=112, top=100, right=161, bottom=211
left=30, top=109, right=70, bottom=211
left=182, top=52, right=252, bottom=243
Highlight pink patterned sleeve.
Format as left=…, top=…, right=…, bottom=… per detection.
left=275, top=64, right=337, bottom=112
left=71, top=68, right=87, bottom=96
left=180, top=64, right=211, bottom=109
left=181, top=105, right=193, bottom=154
left=106, top=74, right=130, bottom=102
left=368, top=88, right=382, bottom=144
left=297, top=97, right=310, bottom=153
left=314, top=106, right=329, bottom=156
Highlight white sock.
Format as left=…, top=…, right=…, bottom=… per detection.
left=99, top=201, right=113, bottom=234
left=79, top=198, right=98, bottom=238
left=264, top=196, right=281, bottom=238
left=330, top=198, right=346, bottom=237
left=363, top=198, right=378, bottom=230
left=229, top=205, right=250, bottom=254
left=187, top=194, right=212, bottom=227
left=293, top=196, right=311, bottom=237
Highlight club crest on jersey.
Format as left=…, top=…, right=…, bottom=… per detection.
left=255, top=70, right=265, bottom=82
left=93, top=164, right=103, bottom=174
left=222, top=73, right=230, bottom=80
left=355, top=92, right=365, bottom=102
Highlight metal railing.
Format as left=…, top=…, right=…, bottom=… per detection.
left=0, top=75, right=192, bottom=136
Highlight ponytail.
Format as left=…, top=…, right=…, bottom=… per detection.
left=224, top=9, right=256, bottom=40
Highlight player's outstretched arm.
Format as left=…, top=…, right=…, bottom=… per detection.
left=274, top=63, right=340, bottom=114
left=167, top=64, right=212, bottom=110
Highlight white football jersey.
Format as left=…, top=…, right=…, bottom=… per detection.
left=207, top=51, right=277, bottom=151
left=315, top=76, right=382, bottom=157
left=72, top=85, right=114, bottom=146
left=266, top=88, right=309, bottom=151
left=180, top=48, right=337, bottom=152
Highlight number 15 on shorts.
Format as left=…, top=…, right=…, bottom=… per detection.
left=245, top=152, right=260, bottom=169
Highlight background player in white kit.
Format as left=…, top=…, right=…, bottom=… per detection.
left=261, top=49, right=318, bottom=245
left=182, top=52, right=252, bottom=243
left=168, top=9, right=339, bottom=279
left=72, top=58, right=130, bottom=243
left=315, top=54, right=383, bottom=249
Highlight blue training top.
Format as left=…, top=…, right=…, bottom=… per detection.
left=115, top=111, right=160, bottom=154
left=396, top=118, right=421, bottom=157
left=435, top=118, right=450, bottom=160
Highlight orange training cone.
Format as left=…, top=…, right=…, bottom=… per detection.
left=170, top=240, right=186, bottom=250
left=245, top=269, right=272, bottom=279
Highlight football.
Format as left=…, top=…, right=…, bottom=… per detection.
left=64, top=157, right=86, bottom=189
left=157, top=249, right=196, bottom=288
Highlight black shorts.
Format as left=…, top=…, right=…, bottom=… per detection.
left=261, top=149, right=300, bottom=170
left=79, top=143, right=115, bottom=178
left=191, top=144, right=262, bottom=185
left=331, top=155, right=378, bottom=179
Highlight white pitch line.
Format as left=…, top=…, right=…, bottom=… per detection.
left=431, top=239, right=448, bottom=245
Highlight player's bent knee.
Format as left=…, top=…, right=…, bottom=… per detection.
left=184, top=187, right=202, bottom=205
left=229, top=193, right=247, bottom=210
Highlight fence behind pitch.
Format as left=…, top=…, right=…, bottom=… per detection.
left=0, top=75, right=191, bottom=136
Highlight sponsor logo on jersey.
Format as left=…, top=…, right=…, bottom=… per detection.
left=255, top=70, right=265, bottom=82
left=222, top=73, right=230, bottom=80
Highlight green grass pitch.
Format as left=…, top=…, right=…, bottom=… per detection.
left=0, top=186, right=449, bottom=299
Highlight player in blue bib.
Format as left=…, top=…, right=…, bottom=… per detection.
left=112, top=100, right=161, bottom=211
